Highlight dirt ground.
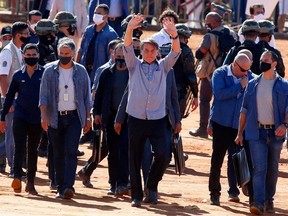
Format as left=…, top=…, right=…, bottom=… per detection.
left=0, top=27, right=287, bottom=216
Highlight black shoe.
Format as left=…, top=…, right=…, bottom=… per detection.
left=144, top=189, right=158, bottom=204
left=264, top=201, right=274, bottom=213
left=78, top=170, right=93, bottom=188
left=77, top=150, right=85, bottom=157
left=210, top=195, right=220, bottom=206
left=228, top=194, right=240, bottom=202
left=250, top=203, right=264, bottom=215
left=131, top=199, right=141, bottom=207
left=107, top=187, right=116, bottom=195
left=79, top=132, right=93, bottom=144
left=49, top=181, right=57, bottom=190
left=115, top=185, right=129, bottom=196
left=63, top=188, right=74, bottom=199
left=189, top=128, right=208, bottom=138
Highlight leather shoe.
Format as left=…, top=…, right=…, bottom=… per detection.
left=210, top=195, right=220, bottom=206
left=131, top=199, right=141, bottom=207
left=11, top=178, right=21, bottom=193
left=107, top=187, right=116, bottom=195
left=189, top=128, right=208, bottom=138
left=115, top=185, right=129, bottom=196
left=77, top=150, right=85, bottom=157
left=63, top=188, right=74, bottom=199
left=25, top=182, right=38, bottom=195
left=78, top=170, right=93, bottom=188
left=144, top=189, right=158, bottom=204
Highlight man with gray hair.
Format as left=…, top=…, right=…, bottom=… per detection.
left=39, top=37, right=92, bottom=199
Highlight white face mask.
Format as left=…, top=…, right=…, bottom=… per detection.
left=253, top=13, right=265, bottom=21
left=93, top=14, right=104, bottom=25
left=30, top=23, right=37, bottom=31
left=1, top=40, right=10, bottom=47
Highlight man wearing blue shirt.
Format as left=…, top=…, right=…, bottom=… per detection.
left=123, top=14, right=180, bottom=207
left=0, top=43, right=43, bottom=195
left=208, top=53, right=255, bottom=206
left=235, top=51, right=288, bottom=214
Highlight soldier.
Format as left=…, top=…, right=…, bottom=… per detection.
left=52, top=11, right=77, bottom=59
left=224, top=19, right=266, bottom=75
left=257, top=20, right=285, bottom=77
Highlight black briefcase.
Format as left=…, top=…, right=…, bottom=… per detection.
left=232, top=147, right=250, bottom=195
left=172, top=134, right=185, bottom=176
left=92, top=127, right=108, bottom=164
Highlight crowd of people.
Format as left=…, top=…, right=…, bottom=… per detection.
left=0, top=1, right=287, bottom=215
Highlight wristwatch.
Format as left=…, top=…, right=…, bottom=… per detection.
left=170, top=34, right=179, bottom=40
left=86, top=117, right=92, bottom=121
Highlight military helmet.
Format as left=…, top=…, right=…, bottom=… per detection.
left=53, top=11, right=77, bottom=27
left=175, top=24, right=192, bottom=38
left=241, top=19, right=260, bottom=34
left=121, top=14, right=148, bottom=31
left=35, top=19, right=58, bottom=36
left=258, top=20, right=275, bottom=35
left=1, top=25, right=12, bottom=36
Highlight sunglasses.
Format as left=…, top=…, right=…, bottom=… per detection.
left=235, top=61, right=249, bottom=72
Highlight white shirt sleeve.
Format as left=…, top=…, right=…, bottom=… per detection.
left=0, top=50, right=12, bottom=76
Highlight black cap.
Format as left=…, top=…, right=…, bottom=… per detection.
left=1, top=26, right=12, bottom=36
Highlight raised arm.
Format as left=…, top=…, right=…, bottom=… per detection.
left=124, top=14, right=144, bottom=47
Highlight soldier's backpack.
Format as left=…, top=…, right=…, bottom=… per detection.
left=210, top=27, right=236, bottom=66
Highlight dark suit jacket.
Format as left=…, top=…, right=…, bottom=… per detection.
left=93, top=64, right=129, bottom=126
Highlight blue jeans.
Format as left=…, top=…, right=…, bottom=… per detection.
left=48, top=112, right=81, bottom=193
left=248, top=128, right=283, bottom=207
left=5, top=112, right=15, bottom=171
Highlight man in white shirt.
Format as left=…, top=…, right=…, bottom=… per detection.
left=0, top=22, right=30, bottom=176
left=151, top=8, right=179, bottom=47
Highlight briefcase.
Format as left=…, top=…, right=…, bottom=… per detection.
left=232, top=147, right=250, bottom=195
left=172, top=134, right=185, bottom=176
left=92, top=126, right=108, bottom=164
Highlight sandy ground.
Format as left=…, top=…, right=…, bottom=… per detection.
left=0, top=27, right=287, bottom=216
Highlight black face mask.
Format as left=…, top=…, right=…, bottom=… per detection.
left=20, top=36, right=31, bottom=44
left=134, top=49, right=141, bottom=57
left=24, top=57, right=38, bottom=66
left=259, top=61, right=272, bottom=72
left=133, top=29, right=143, bottom=39
left=59, top=56, right=72, bottom=65
left=67, top=25, right=76, bottom=36
left=39, top=34, right=55, bottom=46
left=115, top=58, right=126, bottom=69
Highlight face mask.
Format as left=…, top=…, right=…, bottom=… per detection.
left=115, top=58, right=126, bottom=70
left=20, top=36, right=31, bottom=44
left=59, top=56, right=72, bottom=65
left=259, top=61, right=272, bottom=72
left=39, top=34, right=55, bottom=46
left=1, top=40, right=10, bottom=47
left=253, top=13, right=265, bottom=21
left=93, top=14, right=104, bottom=25
left=133, top=29, right=143, bottom=38
left=67, top=25, right=76, bottom=36
left=24, top=57, right=38, bottom=66
left=30, top=24, right=36, bottom=31
left=134, top=49, right=141, bottom=57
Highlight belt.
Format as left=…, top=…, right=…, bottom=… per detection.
left=258, top=123, right=275, bottom=129
left=58, top=110, right=77, bottom=116
left=108, top=17, right=120, bottom=21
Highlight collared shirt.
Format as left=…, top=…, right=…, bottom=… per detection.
left=1, top=65, right=44, bottom=123
left=151, top=29, right=171, bottom=47
left=123, top=44, right=180, bottom=120
left=39, top=60, right=92, bottom=128
left=210, top=65, right=256, bottom=129
left=227, top=65, right=242, bottom=84
left=0, top=41, right=22, bottom=76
